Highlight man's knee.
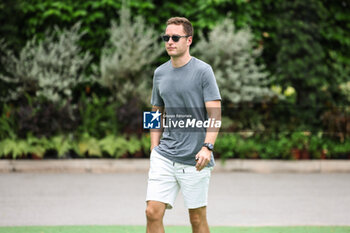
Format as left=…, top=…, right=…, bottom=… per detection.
left=146, top=202, right=165, bottom=222
left=190, top=214, right=202, bottom=227
left=189, top=207, right=207, bottom=227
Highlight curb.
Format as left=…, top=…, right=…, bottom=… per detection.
left=0, top=159, right=150, bottom=173
left=217, top=160, right=350, bottom=173
left=1, top=159, right=350, bottom=173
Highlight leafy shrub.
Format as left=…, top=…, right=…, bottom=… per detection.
left=259, top=134, right=293, bottom=160
left=0, top=134, right=146, bottom=159
left=116, top=97, right=143, bottom=136
left=1, top=133, right=350, bottom=160
left=274, top=0, right=329, bottom=105
left=77, top=133, right=102, bottom=158
left=235, top=138, right=262, bottom=159
left=215, top=134, right=238, bottom=161
left=77, top=93, right=120, bottom=139
left=0, top=135, right=50, bottom=159
left=193, top=17, right=278, bottom=105
left=0, top=23, right=92, bottom=103
left=49, top=135, right=75, bottom=158
left=340, top=82, right=350, bottom=103
left=15, top=0, right=157, bottom=61
left=97, top=6, right=162, bottom=105
left=0, top=138, right=28, bottom=159
left=140, top=134, right=151, bottom=156
left=15, top=99, right=79, bottom=139
left=0, top=103, right=17, bottom=140
left=328, top=139, right=350, bottom=159
left=214, top=132, right=350, bottom=161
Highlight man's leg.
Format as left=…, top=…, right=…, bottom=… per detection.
left=189, top=206, right=210, bottom=233
left=146, top=200, right=167, bottom=233
left=176, top=165, right=212, bottom=233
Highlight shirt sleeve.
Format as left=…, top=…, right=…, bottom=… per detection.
left=202, top=66, right=221, bottom=102
left=150, top=74, right=164, bottom=106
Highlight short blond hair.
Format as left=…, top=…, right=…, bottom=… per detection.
left=166, top=17, right=193, bottom=36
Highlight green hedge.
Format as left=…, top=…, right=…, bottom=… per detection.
left=2, top=1, right=349, bottom=85
left=0, top=134, right=151, bottom=159
left=1, top=132, right=350, bottom=160
left=215, top=132, right=350, bottom=161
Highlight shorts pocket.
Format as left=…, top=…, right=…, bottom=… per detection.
left=183, top=165, right=211, bottom=174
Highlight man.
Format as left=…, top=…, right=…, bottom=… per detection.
left=145, top=17, right=221, bottom=233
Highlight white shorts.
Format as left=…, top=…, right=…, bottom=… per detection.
left=146, top=149, right=213, bottom=210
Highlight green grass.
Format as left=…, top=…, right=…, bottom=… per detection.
left=0, top=226, right=349, bottom=233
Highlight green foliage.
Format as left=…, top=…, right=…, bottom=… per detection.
left=290, top=132, right=310, bottom=150
left=127, top=136, right=142, bottom=154
left=215, top=134, right=238, bottom=161
left=0, top=104, right=17, bottom=139
left=78, top=134, right=144, bottom=158
left=77, top=134, right=102, bottom=157
left=214, top=132, right=350, bottom=160
left=321, top=0, right=350, bottom=102
left=340, top=82, right=350, bottom=104
left=274, top=0, right=330, bottom=106
left=49, top=135, right=74, bottom=158
left=235, top=137, right=262, bottom=159
left=25, top=135, right=49, bottom=158
left=0, top=0, right=24, bottom=53
left=326, top=139, right=350, bottom=158
left=0, top=133, right=147, bottom=159
left=97, top=5, right=162, bottom=105
left=14, top=97, right=79, bottom=139
left=77, top=93, right=119, bottom=138
left=14, top=0, right=159, bottom=61
left=99, top=135, right=126, bottom=158
left=1, top=133, right=350, bottom=160
left=140, top=134, right=151, bottom=155
left=259, top=134, right=293, bottom=160
left=0, top=23, right=92, bottom=103
left=193, top=17, right=278, bottom=104
left=0, top=138, right=27, bottom=159
left=0, top=135, right=48, bottom=159
left=17, top=0, right=121, bottom=60
left=99, top=134, right=141, bottom=158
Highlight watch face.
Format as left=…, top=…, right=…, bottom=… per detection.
left=204, top=143, right=214, bottom=150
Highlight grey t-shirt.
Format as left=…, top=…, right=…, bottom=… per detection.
left=151, top=57, right=221, bottom=167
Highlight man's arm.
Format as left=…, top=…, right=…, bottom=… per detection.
left=195, top=100, right=221, bottom=171
left=150, top=105, right=164, bottom=151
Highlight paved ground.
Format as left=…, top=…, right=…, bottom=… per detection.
left=0, top=172, right=349, bottom=227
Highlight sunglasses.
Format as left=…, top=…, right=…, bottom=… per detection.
left=162, top=35, right=190, bottom=42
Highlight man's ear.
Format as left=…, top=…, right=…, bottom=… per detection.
left=187, top=36, right=193, bottom=46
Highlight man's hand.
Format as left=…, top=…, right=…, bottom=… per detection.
left=195, top=147, right=211, bottom=171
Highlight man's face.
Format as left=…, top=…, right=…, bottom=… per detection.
left=164, top=24, right=192, bottom=58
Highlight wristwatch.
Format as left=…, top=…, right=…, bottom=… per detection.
left=203, top=142, right=214, bottom=151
